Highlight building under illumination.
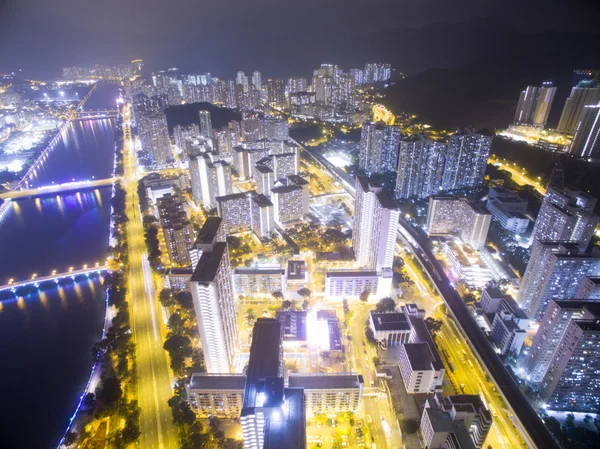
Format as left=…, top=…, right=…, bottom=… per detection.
left=157, top=194, right=194, bottom=267
left=513, top=82, right=556, bottom=127
left=190, top=219, right=238, bottom=373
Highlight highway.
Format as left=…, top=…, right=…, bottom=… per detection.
left=0, top=178, right=117, bottom=199
left=396, top=218, right=560, bottom=449
left=489, top=157, right=547, bottom=196
left=122, top=105, right=178, bottom=449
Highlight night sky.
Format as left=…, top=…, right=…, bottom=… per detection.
left=0, top=0, right=599, bottom=78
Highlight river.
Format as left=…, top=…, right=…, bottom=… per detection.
left=0, top=83, right=119, bottom=449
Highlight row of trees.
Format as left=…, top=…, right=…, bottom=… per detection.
left=142, top=214, right=163, bottom=271
left=64, top=181, right=140, bottom=447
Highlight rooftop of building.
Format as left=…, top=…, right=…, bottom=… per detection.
left=252, top=193, right=273, bottom=207
left=190, top=242, right=227, bottom=284
left=326, top=270, right=378, bottom=278
left=424, top=400, right=455, bottom=432
left=376, top=190, right=398, bottom=210
left=287, top=260, right=306, bottom=280
left=245, top=319, right=282, bottom=389
left=288, top=373, right=363, bottom=390
left=187, top=373, right=246, bottom=391
left=409, top=317, right=444, bottom=371
left=216, top=191, right=254, bottom=202
left=574, top=319, right=600, bottom=331
left=402, top=343, right=435, bottom=371
left=255, top=163, right=274, bottom=174
left=263, top=387, right=306, bottom=449
left=287, top=174, right=308, bottom=186
left=234, top=266, right=284, bottom=275
left=271, top=184, right=303, bottom=194
left=166, top=267, right=194, bottom=275
left=370, top=311, right=411, bottom=332
left=275, top=310, right=307, bottom=341
left=193, top=217, right=223, bottom=246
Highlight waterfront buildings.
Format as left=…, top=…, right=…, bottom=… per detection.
left=516, top=241, right=600, bottom=320
left=156, top=194, right=194, bottom=267
left=352, top=176, right=399, bottom=271
left=531, top=187, right=598, bottom=249
left=190, top=219, right=238, bottom=373
left=513, top=82, right=556, bottom=127
left=426, top=196, right=491, bottom=248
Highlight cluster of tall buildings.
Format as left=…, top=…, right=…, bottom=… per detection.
left=357, top=124, right=492, bottom=199
left=511, top=75, right=600, bottom=159
left=131, top=93, right=172, bottom=165
left=508, top=185, right=600, bottom=413
left=62, top=60, right=143, bottom=79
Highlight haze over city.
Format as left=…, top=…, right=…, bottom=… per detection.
left=1, top=1, right=600, bottom=449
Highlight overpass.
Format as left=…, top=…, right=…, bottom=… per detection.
left=0, top=178, right=117, bottom=200
left=0, top=265, right=108, bottom=294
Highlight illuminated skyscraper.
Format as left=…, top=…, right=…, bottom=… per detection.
left=267, top=79, right=285, bottom=107
left=557, top=82, right=600, bottom=134
left=441, top=130, right=492, bottom=191
left=513, top=82, right=556, bottom=127
left=190, top=218, right=238, bottom=373
left=395, top=137, right=446, bottom=199
left=358, top=122, right=401, bottom=175
left=364, top=63, right=391, bottom=83
left=569, top=104, right=600, bottom=159
left=252, top=70, right=262, bottom=91
left=287, top=77, right=308, bottom=94
left=157, top=194, right=194, bottom=267
left=236, top=71, right=249, bottom=92
left=199, top=110, right=213, bottom=138
left=531, top=187, right=598, bottom=249
left=516, top=241, right=600, bottom=320
left=352, top=177, right=399, bottom=271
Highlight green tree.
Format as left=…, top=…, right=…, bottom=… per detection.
left=365, top=327, right=376, bottom=344
left=374, top=297, right=396, bottom=313
left=159, top=288, right=176, bottom=307
left=62, top=430, right=78, bottom=446
left=424, top=317, right=443, bottom=336
left=359, top=290, right=369, bottom=302
left=271, top=291, right=284, bottom=300
left=297, top=287, right=311, bottom=298
left=281, top=300, right=293, bottom=310
left=372, top=356, right=381, bottom=366
left=96, top=376, right=122, bottom=405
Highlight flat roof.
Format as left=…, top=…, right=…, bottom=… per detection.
left=271, top=185, right=302, bottom=194
left=288, top=374, right=363, bottom=390
left=371, top=312, right=411, bottom=332
left=287, top=174, right=308, bottom=186
left=409, top=317, right=444, bottom=370
left=194, top=217, right=222, bottom=246
left=191, top=242, right=227, bottom=284
left=403, top=343, right=435, bottom=371
left=287, top=260, right=306, bottom=280
left=188, top=373, right=246, bottom=391
left=216, top=191, right=255, bottom=202
left=263, top=387, right=306, bottom=449
left=376, top=191, right=398, bottom=210
left=235, top=268, right=285, bottom=275
left=327, top=270, right=377, bottom=278
left=255, top=164, right=274, bottom=174
left=275, top=310, right=307, bottom=341
left=252, top=193, right=273, bottom=207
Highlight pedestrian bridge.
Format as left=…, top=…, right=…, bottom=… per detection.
left=0, top=265, right=108, bottom=294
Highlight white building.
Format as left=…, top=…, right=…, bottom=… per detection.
left=233, top=267, right=286, bottom=296
left=190, top=219, right=238, bottom=373
left=353, top=176, right=399, bottom=271
left=288, top=373, right=363, bottom=416
left=186, top=373, right=246, bottom=417
left=399, top=343, right=445, bottom=394
left=324, top=269, right=393, bottom=299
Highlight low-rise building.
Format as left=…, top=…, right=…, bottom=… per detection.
left=399, top=343, right=444, bottom=394
left=369, top=311, right=412, bottom=347
left=288, top=373, right=363, bottom=416
left=233, top=267, right=286, bottom=296
left=491, top=311, right=527, bottom=355
left=186, top=373, right=246, bottom=417
left=325, top=269, right=392, bottom=300
left=442, top=240, right=493, bottom=289
left=287, top=260, right=307, bottom=292
left=164, top=267, right=193, bottom=291
left=275, top=310, right=307, bottom=343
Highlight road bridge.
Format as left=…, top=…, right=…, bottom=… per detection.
left=0, top=265, right=108, bottom=294
left=0, top=178, right=117, bottom=200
